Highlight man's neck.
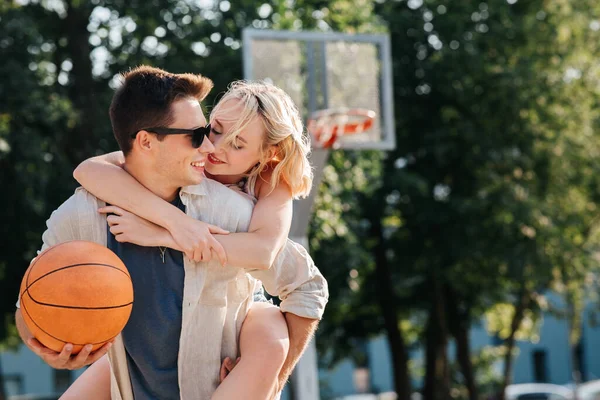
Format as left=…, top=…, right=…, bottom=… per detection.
left=123, top=162, right=180, bottom=202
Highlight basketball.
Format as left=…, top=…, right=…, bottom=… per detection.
left=19, top=241, right=134, bottom=354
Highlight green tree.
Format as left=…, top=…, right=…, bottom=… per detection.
left=312, top=1, right=600, bottom=400
left=0, top=0, right=381, bottom=398
left=5, top=1, right=600, bottom=399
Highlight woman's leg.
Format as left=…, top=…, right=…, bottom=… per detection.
left=59, top=354, right=111, bottom=400
left=211, top=302, right=290, bottom=400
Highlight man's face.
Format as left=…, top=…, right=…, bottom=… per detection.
left=153, top=98, right=214, bottom=188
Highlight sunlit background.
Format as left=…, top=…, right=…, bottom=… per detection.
left=2, top=0, right=600, bottom=399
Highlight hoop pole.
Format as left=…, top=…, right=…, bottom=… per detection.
left=289, top=149, right=329, bottom=239
left=287, top=148, right=329, bottom=400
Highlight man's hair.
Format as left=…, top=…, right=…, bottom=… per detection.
left=109, top=65, right=213, bottom=155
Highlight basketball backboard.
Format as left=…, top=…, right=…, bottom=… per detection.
left=242, top=29, right=395, bottom=150
left=242, top=30, right=395, bottom=400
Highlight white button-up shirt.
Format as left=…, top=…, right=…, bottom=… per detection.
left=29, top=178, right=328, bottom=400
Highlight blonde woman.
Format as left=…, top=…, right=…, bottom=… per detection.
left=61, top=80, right=320, bottom=400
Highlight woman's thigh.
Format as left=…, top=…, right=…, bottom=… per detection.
left=59, top=355, right=111, bottom=400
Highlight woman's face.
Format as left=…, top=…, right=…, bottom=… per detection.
left=205, top=99, right=268, bottom=180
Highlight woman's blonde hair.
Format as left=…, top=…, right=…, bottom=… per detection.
left=210, top=81, right=313, bottom=199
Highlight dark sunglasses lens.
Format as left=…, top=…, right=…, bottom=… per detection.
left=192, top=133, right=202, bottom=148
left=192, top=126, right=209, bottom=148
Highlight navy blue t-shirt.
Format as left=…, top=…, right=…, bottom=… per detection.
left=107, top=195, right=185, bottom=399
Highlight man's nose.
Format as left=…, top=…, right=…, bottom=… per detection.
left=198, top=136, right=215, bottom=153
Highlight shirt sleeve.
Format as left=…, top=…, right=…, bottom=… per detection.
left=16, top=193, right=82, bottom=308
left=247, top=239, right=329, bottom=320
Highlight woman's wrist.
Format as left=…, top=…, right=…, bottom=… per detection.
left=159, top=206, right=188, bottom=231
left=164, top=232, right=183, bottom=252
left=148, top=228, right=176, bottom=248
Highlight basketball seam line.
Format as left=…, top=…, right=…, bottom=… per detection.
left=21, top=293, right=127, bottom=346
left=25, top=296, right=134, bottom=310
left=22, top=263, right=133, bottom=310
left=26, top=262, right=131, bottom=290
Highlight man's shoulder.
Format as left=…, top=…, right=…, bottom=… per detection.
left=42, top=187, right=107, bottom=247
left=71, top=187, right=105, bottom=208
left=53, top=187, right=104, bottom=217
left=52, top=187, right=105, bottom=223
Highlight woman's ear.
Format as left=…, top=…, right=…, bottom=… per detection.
left=266, top=145, right=278, bottom=161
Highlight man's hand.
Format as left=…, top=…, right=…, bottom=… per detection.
left=219, top=356, right=240, bottom=383
left=16, top=308, right=114, bottom=370
left=165, top=214, right=229, bottom=265
left=27, top=338, right=113, bottom=370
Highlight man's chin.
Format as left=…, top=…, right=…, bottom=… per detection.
left=187, top=173, right=205, bottom=185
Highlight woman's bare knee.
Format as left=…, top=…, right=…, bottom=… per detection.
left=240, top=302, right=289, bottom=365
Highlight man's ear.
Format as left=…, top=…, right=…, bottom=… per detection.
left=132, top=130, right=154, bottom=152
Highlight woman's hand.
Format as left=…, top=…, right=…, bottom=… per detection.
left=166, top=214, right=229, bottom=266
left=99, top=206, right=173, bottom=248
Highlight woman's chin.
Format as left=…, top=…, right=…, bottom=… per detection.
left=204, top=165, right=219, bottom=176
left=205, top=165, right=236, bottom=176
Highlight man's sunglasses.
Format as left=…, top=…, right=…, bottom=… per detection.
left=131, top=124, right=211, bottom=148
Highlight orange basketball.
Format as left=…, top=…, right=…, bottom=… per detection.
left=19, top=241, right=133, bottom=354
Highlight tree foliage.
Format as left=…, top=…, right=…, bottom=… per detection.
left=311, top=0, right=600, bottom=397
left=3, top=0, right=600, bottom=398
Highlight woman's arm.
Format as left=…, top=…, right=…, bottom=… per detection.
left=164, top=174, right=293, bottom=269
left=75, top=153, right=293, bottom=269
left=74, top=152, right=187, bottom=223
left=101, top=206, right=183, bottom=250
left=212, top=178, right=293, bottom=269
left=74, top=153, right=228, bottom=263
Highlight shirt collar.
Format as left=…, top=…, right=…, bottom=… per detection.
left=180, top=180, right=208, bottom=196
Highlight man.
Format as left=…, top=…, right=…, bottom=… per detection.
left=15, top=66, right=328, bottom=399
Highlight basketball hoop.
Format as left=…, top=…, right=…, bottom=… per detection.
left=244, top=29, right=395, bottom=400
left=307, top=108, right=377, bottom=149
